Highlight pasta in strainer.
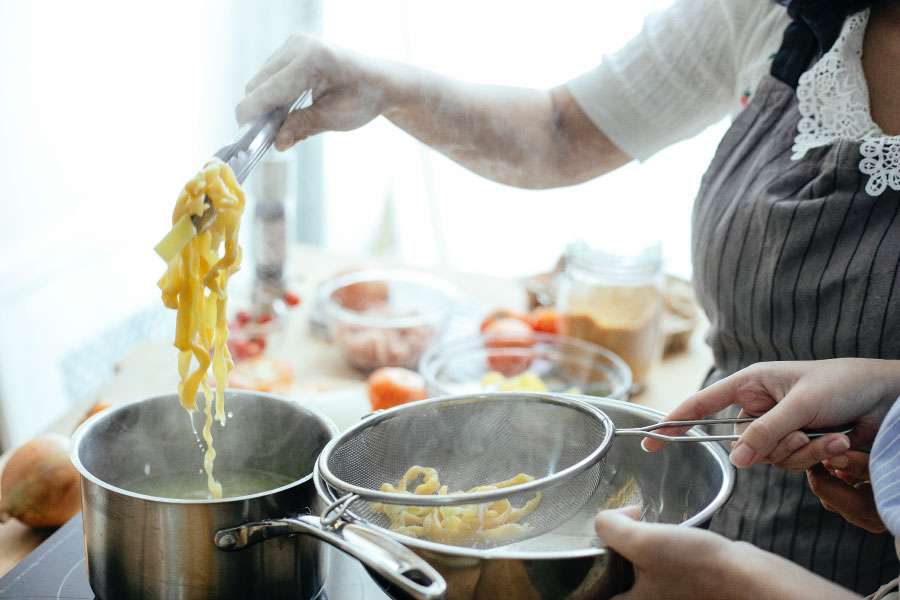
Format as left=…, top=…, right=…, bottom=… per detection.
left=156, top=158, right=245, bottom=498
left=371, top=466, right=541, bottom=546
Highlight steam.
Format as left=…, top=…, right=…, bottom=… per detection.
left=73, top=393, right=334, bottom=499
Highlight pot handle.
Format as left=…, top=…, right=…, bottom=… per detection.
left=214, top=515, right=446, bottom=600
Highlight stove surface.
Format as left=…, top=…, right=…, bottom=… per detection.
left=0, top=514, right=393, bottom=600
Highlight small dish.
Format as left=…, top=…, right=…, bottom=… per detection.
left=318, top=268, right=459, bottom=373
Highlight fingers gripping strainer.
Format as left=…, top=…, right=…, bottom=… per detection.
left=316, top=392, right=758, bottom=550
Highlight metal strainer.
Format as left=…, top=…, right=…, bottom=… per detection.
left=315, top=391, right=775, bottom=550
left=318, top=392, right=612, bottom=548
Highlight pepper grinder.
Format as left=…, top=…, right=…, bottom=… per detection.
left=250, top=154, right=291, bottom=313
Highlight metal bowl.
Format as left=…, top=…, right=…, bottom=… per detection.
left=316, top=395, right=735, bottom=600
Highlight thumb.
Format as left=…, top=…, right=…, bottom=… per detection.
left=594, top=507, right=643, bottom=559
left=730, top=397, right=812, bottom=468
left=277, top=103, right=338, bottom=149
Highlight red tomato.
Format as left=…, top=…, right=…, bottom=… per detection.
left=367, top=367, right=429, bottom=411
left=483, top=318, right=536, bottom=376
left=333, top=280, right=390, bottom=311
left=479, top=308, right=533, bottom=333
left=234, top=310, right=252, bottom=327
left=530, top=307, right=560, bottom=334
left=283, top=291, right=301, bottom=307
left=227, top=336, right=266, bottom=361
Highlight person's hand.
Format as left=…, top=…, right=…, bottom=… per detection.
left=236, top=33, right=392, bottom=150
left=807, top=453, right=885, bottom=533
left=642, top=359, right=900, bottom=470
left=593, top=507, right=860, bottom=599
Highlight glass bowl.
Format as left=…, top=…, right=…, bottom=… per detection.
left=418, top=331, right=633, bottom=400
left=318, top=268, right=460, bottom=373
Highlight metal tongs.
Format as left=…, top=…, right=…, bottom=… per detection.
left=192, top=89, right=313, bottom=233
left=616, top=417, right=853, bottom=442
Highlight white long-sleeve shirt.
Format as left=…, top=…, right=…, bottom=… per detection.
left=566, top=0, right=790, bottom=162
left=567, top=2, right=900, bottom=196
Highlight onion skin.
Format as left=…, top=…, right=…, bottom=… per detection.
left=0, top=433, right=81, bottom=528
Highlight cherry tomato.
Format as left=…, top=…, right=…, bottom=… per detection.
left=479, top=308, right=533, bottom=333
left=483, top=318, right=536, bottom=376
left=283, top=291, right=301, bottom=307
left=234, top=310, right=252, bottom=327
left=227, top=336, right=266, bottom=361
left=530, top=307, right=560, bottom=334
left=367, top=367, right=429, bottom=411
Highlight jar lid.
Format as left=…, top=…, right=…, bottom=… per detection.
left=563, top=240, right=662, bottom=283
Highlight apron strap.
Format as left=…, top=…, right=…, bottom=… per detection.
left=770, top=0, right=871, bottom=88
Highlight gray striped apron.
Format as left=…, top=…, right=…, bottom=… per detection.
left=691, top=48, right=900, bottom=596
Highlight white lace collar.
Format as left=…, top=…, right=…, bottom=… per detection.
left=791, top=9, right=900, bottom=196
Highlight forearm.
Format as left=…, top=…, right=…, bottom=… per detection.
left=379, top=63, right=630, bottom=188
left=239, top=33, right=630, bottom=187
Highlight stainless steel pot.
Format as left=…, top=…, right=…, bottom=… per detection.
left=309, top=396, right=735, bottom=600
left=69, top=391, right=445, bottom=600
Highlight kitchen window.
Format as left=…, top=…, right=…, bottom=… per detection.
left=0, top=0, right=725, bottom=450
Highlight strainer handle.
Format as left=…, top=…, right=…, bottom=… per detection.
left=617, top=417, right=852, bottom=442
left=214, top=514, right=446, bottom=600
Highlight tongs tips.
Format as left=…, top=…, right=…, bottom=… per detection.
left=192, top=201, right=217, bottom=234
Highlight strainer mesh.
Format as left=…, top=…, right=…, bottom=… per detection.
left=323, top=394, right=611, bottom=549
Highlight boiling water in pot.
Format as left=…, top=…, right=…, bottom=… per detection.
left=124, top=468, right=295, bottom=500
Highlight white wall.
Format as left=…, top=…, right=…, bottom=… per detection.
left=0, top=0, right=728, bottom=448
left=318, top=0, right=728, bottom=279
left=0, top=1, right=243, bottom=448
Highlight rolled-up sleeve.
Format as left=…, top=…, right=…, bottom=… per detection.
left=567, top=0, right=748, bottom=161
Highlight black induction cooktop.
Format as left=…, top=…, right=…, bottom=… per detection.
left=0, top=514, right=393, bottom=600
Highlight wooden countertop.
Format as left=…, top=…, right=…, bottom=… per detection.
left=0, top=244, right=713, bottom=578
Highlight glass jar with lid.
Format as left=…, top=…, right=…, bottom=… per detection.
left=556, top=240, right=665, bottom=392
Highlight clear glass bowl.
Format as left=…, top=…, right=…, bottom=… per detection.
left=418, top=332, right=633, bottom=400
left=318, top=268, right=460, bottom=373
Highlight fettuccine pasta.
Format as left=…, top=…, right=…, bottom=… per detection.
left=157, top=158, right=245, bottom=498
left=371, top=466, right=541, bottom=546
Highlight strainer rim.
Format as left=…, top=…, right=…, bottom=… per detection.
left=316, top=391, right=615, bottom=506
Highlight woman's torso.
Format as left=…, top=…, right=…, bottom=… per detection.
left=691, top=4, right=900, bottom=593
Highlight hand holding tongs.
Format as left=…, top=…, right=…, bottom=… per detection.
left=192, top=89, right=313, bottom=233
left=617, top=417, right=852, bottom=442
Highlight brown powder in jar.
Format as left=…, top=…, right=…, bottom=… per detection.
left=560, top=285, right=663, bottom=385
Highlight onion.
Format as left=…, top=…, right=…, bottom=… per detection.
left=0, top=433, right=81, bottom=528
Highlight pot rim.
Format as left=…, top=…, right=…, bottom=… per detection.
left=69, top=390, right=339, bottom=505
left=315, top=396, right=736, bottom=560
